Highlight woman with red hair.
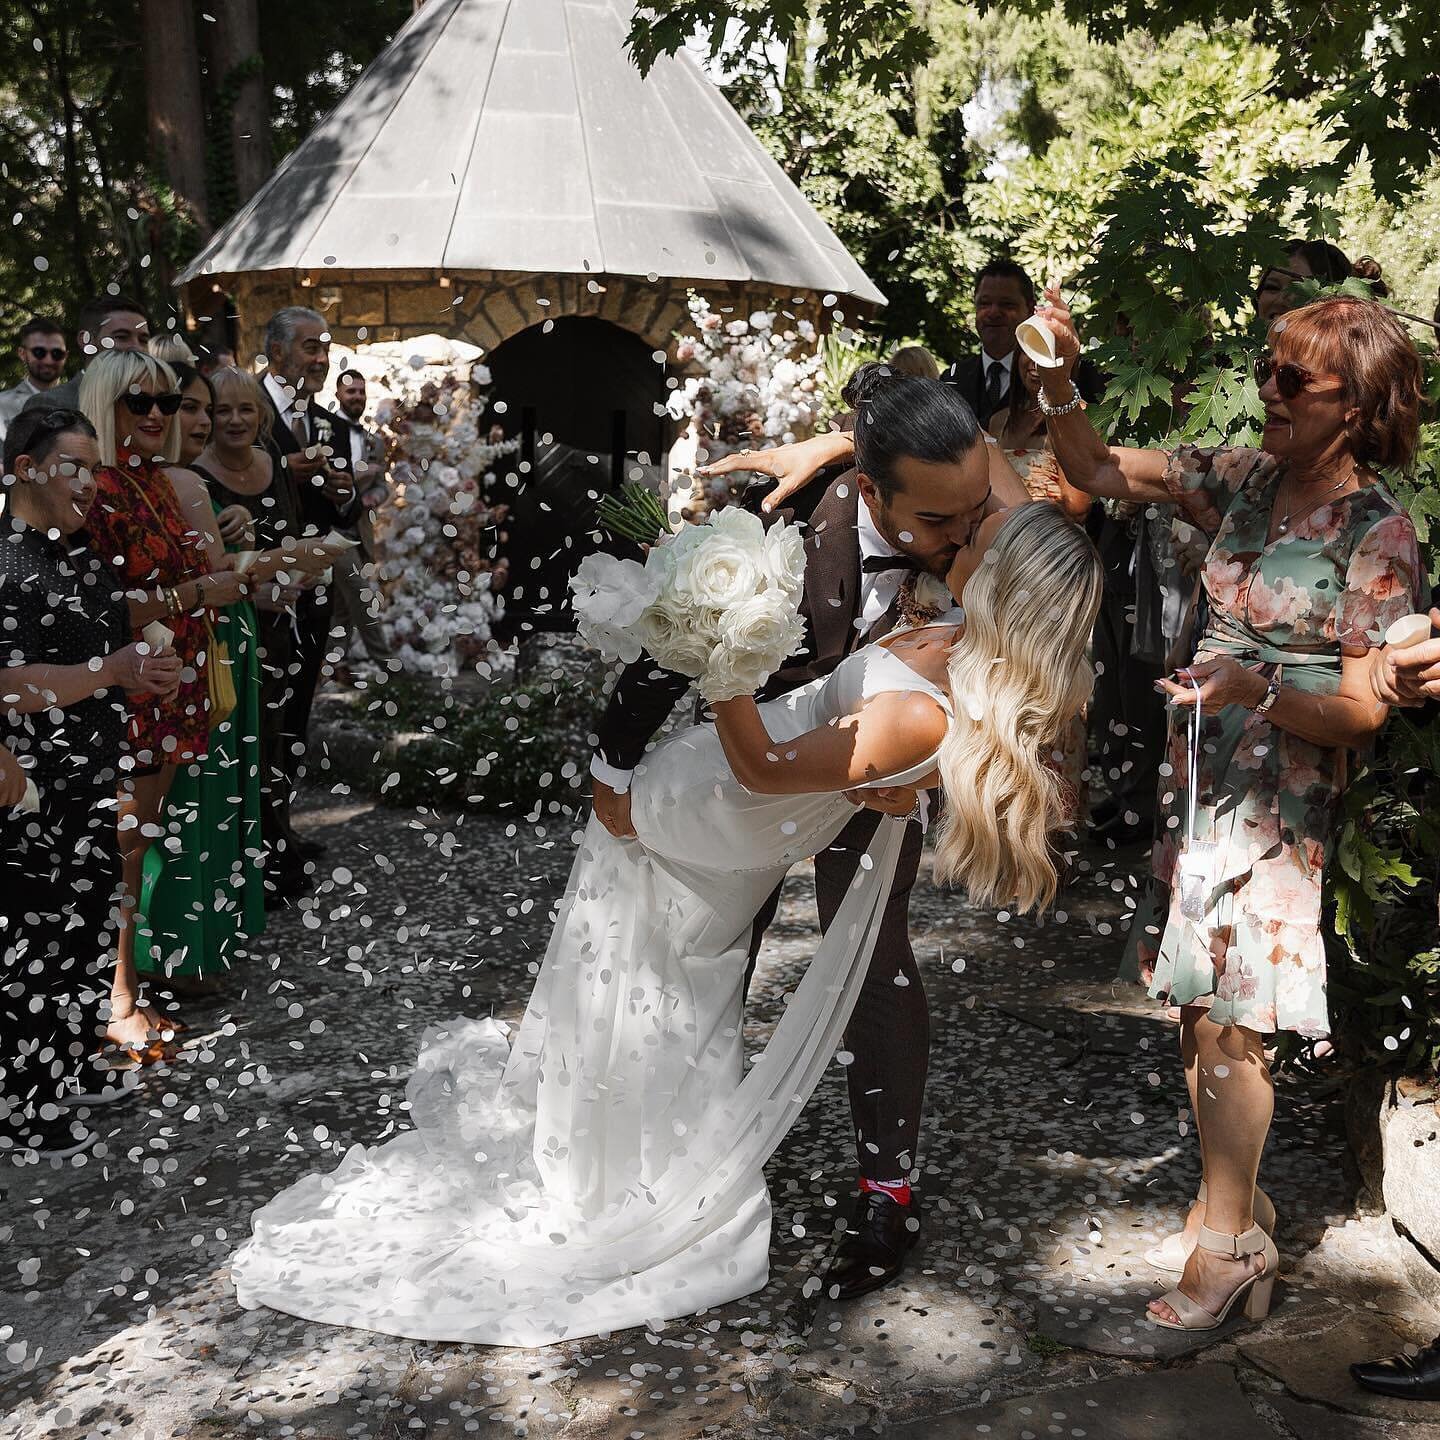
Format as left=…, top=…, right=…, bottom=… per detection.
left=1033, top=290, right=1423, bottom=1332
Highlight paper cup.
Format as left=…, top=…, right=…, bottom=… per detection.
left=322, top=529, right=361, bottom=550
left=1384, top=613, right=1433, bottom=649
left=1015, top=317, right=1065, bottom=369
left=18, top=778, right=39, bottom=814
left=142, top=621, right=175, bottom=652
left=233, top=549, right=261, bottom=575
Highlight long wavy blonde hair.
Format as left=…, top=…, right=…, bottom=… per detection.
left=933, top=502, right=1102, bottom=914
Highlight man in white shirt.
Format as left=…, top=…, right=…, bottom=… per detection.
left=0, top=318, right=68, bottom=441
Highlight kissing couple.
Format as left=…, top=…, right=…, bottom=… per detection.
left=230, top=363, right=1103, bottom=1346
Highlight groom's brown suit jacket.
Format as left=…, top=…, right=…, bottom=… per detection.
left=594, top=466, right=880, bottom=773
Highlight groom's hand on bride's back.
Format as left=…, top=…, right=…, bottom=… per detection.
left=845, top=784, right=919, bottom=817
left=592, top=779, right=637, bottom=839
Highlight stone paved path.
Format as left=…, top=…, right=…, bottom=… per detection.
left=2, top=793, right=1437, bottom=1439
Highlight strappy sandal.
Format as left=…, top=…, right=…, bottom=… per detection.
left=1150, top=1221, right=1278, bottom=1331
left=1145, top=1180, right=1277, bottom=1272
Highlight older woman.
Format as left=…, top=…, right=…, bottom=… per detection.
left=1032, top=288, right=1423, bottom=1331
left=77, top=351, right=251, bottom=1056
left=1, top=409, right=181, bottom=1157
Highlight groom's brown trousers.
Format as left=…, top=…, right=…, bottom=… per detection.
left=747, top=806, right=929, bottom=1183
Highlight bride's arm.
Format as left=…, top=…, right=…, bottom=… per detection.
left=710, top=692, right=948, bottom=796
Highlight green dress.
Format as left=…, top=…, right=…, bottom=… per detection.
left=1125, top=445, right=1420, bottom=1037
left=136, top=574, right=266, bottom=981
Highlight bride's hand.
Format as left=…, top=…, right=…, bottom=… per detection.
left=695, top=430, right=854, bottom=513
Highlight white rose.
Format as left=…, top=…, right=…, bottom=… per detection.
left=665, top=522, right=764, bottom=610
left=760, top=521, right=806, bottom=600
left=635, top=605, right=712, bottom=678
left=701, top=595, right=807, bottom=701
left=569, top=553, right=661, bottom=663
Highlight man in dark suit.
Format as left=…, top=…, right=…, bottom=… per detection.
left=942, top=259, right=1105, bottom=424
left=590, top=379, right=1017, bottom=1300
left=255, top=305, right=360, bottom=899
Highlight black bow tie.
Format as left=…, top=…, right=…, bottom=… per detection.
left=862, top=553, right=921, bottom=575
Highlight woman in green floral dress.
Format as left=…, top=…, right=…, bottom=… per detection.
left=1034, top=291, right=1424, bottom=1333
left=135, top=365, right=266, bottom=993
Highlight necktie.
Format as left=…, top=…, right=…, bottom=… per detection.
left=861, top=552, right=920, bottom=576
left=290, top=411, right=309, bottom=449
left=983, top=359, right=1007, bottom=419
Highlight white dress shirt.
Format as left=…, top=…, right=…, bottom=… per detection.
left=264, top=372, right=306, bottom=437
left=856, top=496, right=907, bottom=633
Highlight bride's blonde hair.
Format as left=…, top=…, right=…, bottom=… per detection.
left=933, top=502, right=1102, bottom=914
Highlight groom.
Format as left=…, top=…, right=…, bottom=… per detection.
left=590, top=387, right=1023, bottom=1299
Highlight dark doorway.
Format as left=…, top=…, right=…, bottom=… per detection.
left=486, top=316, right=672, bottom=637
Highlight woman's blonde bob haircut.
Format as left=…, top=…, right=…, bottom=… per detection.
left=208, top=365, right=274, bottom=448
left=934, top=502, right=1103, bottom=914
left=78, top=349, right=179, bottom=467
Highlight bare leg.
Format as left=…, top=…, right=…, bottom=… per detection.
left=1150, top=1007, right=1272, bottom=1323
left=1173, top=1010, right=1209, bottom=1246
left=108, top=767, right=180, bottom=1049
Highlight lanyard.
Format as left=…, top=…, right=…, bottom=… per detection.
left=1185, top=673, right=1202, bottom=850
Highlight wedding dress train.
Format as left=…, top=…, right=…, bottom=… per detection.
left=232, top=631, right=956, bottom=1345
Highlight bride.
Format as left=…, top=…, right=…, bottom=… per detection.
left=233, top=500, right=1102, bottom=1346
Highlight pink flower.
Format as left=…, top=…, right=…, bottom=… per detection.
left=1246, top=572, right=1311, bottom=631
left=1206, top=552, right=1247, bottom=610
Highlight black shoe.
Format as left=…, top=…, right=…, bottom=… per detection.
left=825, top=1190, right=921, bottom=1302
left=264, top=868, right=312, bottom=909
left=1351, top=1335, right=1440, bottom=1400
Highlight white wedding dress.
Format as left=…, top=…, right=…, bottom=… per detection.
left=233, top=623, right=959, bottom=1345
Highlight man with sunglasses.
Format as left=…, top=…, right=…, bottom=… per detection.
left=0, top=317, right=68, bottom=442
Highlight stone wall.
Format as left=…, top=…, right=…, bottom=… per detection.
left=224, top=269, right=838, bottom=364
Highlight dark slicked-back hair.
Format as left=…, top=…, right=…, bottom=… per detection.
left=3, top=406, right=97, bottom=476
left=974, top=258, right=1036, bottom=308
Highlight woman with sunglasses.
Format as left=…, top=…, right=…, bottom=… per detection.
left=132, top=362, right=267, bottom=1001
left=78, top=350, right=252, bottom=1060
left=1028, top=287, right=1422, bottom=1333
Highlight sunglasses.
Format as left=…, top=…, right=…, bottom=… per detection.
left=1253, top=353, right=1344, bottom=402
left=120, top=390, right=183, bottom=417
left=27, top=346, right=66, bottom=362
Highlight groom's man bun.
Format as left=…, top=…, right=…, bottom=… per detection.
left=844, top=361, right=982, bottom=501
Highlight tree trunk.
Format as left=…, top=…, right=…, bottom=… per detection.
left=212, top=0, right=271, bottom=208
left=140, top=0, right=209, bottom=235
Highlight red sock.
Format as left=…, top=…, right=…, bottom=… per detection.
left=859, top=1176, right=912, bottom=1206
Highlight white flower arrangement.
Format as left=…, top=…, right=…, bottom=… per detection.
left=670, top=294, right=825, bottom=513
left=339, top=335, right=521, bottom=676
left=569, top=506, right=807, bottom=702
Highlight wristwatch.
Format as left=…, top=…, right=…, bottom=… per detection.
left=1037, top=380, right=1084, bottom=418
left=1254, top=666, right=1282, bottom=715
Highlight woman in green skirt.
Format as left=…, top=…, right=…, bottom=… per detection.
left=135, top=362, right=266, bottom=992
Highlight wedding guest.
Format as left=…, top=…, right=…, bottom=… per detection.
left=78, top=350, right=252, bottom=1057
left=326, top=367, right=393, bottom=672
left=0, top=318, right=68, bottom=440
left=1, top=408, right=181, bottom=1157
left=1370, top=603, right=1440, bottom=707
left=1035, top=288, right=1422, bottom=1331
left=33, top=294, right=151, bottom=412
left=1254, top=239, right=1388, bottom=324
left=148, top=333, right=200, bottom=367
left=135, top=364, right=266, bottom=993
left=1352, top=1330, right=1440, bottom=1401
left=257, top=306, right=358, bottom=880
left=886, top=344, right=939, bottom=380
left=942, top=259, right=1103, bottom=425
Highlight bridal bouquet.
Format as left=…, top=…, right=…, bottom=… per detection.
left=570, top=493, right=807, bottom=702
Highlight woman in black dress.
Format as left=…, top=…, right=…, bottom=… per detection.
left=0, top=409, right=182, bottom=1160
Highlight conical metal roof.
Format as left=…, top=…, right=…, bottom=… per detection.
left=179, top=0, right=884, bottom=306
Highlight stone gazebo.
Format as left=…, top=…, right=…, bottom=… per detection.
left=178, top=0, right=883, bottom=626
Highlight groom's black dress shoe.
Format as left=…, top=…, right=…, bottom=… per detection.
left=826, top=1190, right=921, bottom=1301
left=1351, top=1334, right=1440, bottom=1400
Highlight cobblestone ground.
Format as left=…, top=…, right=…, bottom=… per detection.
left=2, top=791, right=1437, bottom=1440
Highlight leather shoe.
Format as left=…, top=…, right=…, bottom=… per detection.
left=825, top=1189, right=921, bottom=1301
left=1351, top=1335, right=1440, bottom=1400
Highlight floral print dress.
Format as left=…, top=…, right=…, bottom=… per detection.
left=1127, top=445, right=1420, bottom=1037
left=85, top=456, right=213, bottom=766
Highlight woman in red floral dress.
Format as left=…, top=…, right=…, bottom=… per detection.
left=79, top=351, right=252, bottom=1056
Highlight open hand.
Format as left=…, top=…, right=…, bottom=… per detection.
left=1157, top=656, right=1267, bottom=711
left=1032, top=283, right=1083, bottom=380
left=198, top=568, right=251, bottom=608
left=695, top=431, right=854, bottom=514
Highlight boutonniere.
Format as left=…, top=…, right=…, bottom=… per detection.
left=897, top=571, right=953, bottom=628
left=313, top=414, right=333, bottom=441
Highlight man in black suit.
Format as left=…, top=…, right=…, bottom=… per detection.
left=942, top=259, right=1107, bottom=425
left=590, top=374, right=1029, bottom=1300
left=255, top=305, right=360, bottom=899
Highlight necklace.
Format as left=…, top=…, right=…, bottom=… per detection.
left=1274, top=463, right=1357, bottom=536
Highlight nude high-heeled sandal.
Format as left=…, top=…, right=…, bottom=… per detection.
left=1149, top=1221, right=1278, bottom=1332
left=1144, top=1180, right=1276, bottom=1272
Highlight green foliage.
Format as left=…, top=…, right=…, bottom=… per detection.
left=815, top=329, right=883, bottom=425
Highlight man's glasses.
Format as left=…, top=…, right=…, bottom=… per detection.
left=27, top=346, right=66, bottom=362
left=120, top=391, right=183, bottom=417
left=1253, top=353, right=1343, bottom=402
